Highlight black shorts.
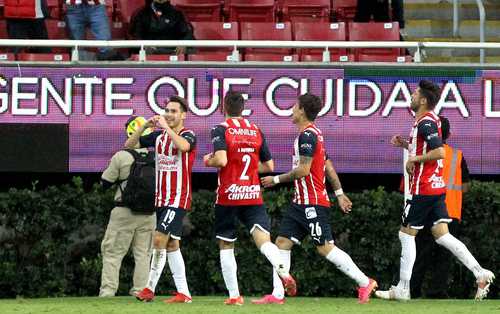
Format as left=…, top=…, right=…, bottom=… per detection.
left=156, top=206, right=186, bottom=239
left=402, top=194, right=451, bottom=229
left=214, top=204, right=271, bottom=242
left=278, top=203, right=334, bottom=246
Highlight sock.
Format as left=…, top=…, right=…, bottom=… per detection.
left=397, top=231, right=416, bottom=290
left=435, top=233, right=483, bottom=278
left=260, top=242, right=288, bottom=275
left=272, top=249, right=290, bottom=299
left=326, top=246, right=370, bottom=287
left=167, top=249, right=191, bottom=298
left=220, top=249, right=240, bottom=298
left=146, top=249, right=167, bottom=292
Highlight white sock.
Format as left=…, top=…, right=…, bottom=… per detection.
left=272, top=249, right=290, bottom=299
left=167, top=249, right=191, bottom=298
left=147, top=249, right=167, bottom=292
left=260, top=242, right=288, bottom=275
left=397, top=231, right=416, bottom=290
left=326, top=246, right=370, bottom=287
left=435, top=233, right=483, bottom=278
left=220, top=249, right=240, bottom=298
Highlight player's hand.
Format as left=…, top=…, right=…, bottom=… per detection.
left=146, top=116, right=160, bottom=128
left=338, top=194, right=352, bottom=214
left=391, top=135, right=406, bottom=148
left=157, top=115, right=170, bottom=130
left=203, top=153, right=213, bottom=166
left=405, top=157, right=416, bottom=175
left=261, top=176, right=275, bottom=188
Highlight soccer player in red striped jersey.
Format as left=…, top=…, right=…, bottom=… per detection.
left=125, top=96, right=195, bottom=304
left=376, top=80, right=494, bottom=301
left=256, top=93, right=377, bottom=304
left=203, top=91, right=296, bottom=306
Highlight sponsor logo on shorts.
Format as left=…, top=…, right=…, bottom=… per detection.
left=305, top=207, right=318, bottom=219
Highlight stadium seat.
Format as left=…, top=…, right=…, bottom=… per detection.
left=356, top=54, right=412, bottom=62
left=115, top=0, right=143, bottom=24
left=110, top=21, right=127, bottom=40
left=244, top=53, right=299, bottom=62
left=349, top=22, right=401, bottom=59
left=188, top=52, right=235, bottom=61
left=227, top=0, right=276, bottom=22
left=240, top=22, right=293, bottom=56
left=0, top=52, right=15, bottom=61
left=45, top=20, right=69, bottom=52
left=191, top=22, right=238, bottom=53
left=300, top=53, right=354, bottom=62
left=171, top=0, right=222, bottom=22
left=17, top=53, right=70, bottom=62
left=0, top=19, right=7, bottom=39
left=332, top=0, right=357, bottom=22
left=293, top=22, right=346, bottom=58
left=281, top=0, right=330, bottom=23
left=46, top=0, right=61, bottom=19
left=129, top=54, right=186, bottom=61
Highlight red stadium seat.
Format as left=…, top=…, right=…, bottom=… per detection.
left=240, top=22, right=293, bottom=55
left=0, top=19, right=8, bottom=39
left=188, top=52, right=235, bottom=61
left=281, top=0, right=330, bottom=22
left=191, top=22, right=238, bottom=53
left=46, top=0, right=61, bottom=19
left=293, top=22, right=346, bottom=58
left=332, top=0, right=357, bottom=22
left=46, top=20, right=68, bottom=40
left=129, top=54, right=186, bottom=61
left=0, top=52, right=15, bottom=61
left=110, top=21, right=127, bottom=40
left=244, top=53, right=299, bottom=62
left=356, top=54, right=412, bottom=62
left=228, top=0, right=276, bottom=22
left=116, top=0, right=143, bottom=24
left=300, top=53, right=354, bottom=62
left=17, top=53, right=70, bottom=62
left=349, top=22, right=401, bottom=59
left=171, top=0, right=222, bottom=22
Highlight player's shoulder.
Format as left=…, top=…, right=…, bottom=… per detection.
left=181, top=128, right=196, bottom=136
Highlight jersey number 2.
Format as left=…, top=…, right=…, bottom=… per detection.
left=240, top=154, right=251, bottom=180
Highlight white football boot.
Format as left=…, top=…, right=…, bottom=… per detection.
left=375, top=285, right=410, bottom=301
left=475, top=269, right=495, bottom=300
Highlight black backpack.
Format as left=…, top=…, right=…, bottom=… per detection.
left=119, top=149, right=156, bottom=213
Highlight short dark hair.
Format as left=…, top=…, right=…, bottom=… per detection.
left=298, top=93, right=322, bottom=121
left=439, top=115, right=450, bottom=141
left=418, top=80, right=441, bottom=110
left=167, top=95, right=188, bottom=112
left=224, top=91, right=245, bottom=117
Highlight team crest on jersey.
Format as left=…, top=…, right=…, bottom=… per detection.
left=305, top=207, right=318, bottom=219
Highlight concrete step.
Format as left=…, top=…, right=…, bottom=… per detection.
left=405, top=2, right=500, bottom=20
left=405, top=19, right=500, bottom=39
left=424, top=55, right=500, bottom=63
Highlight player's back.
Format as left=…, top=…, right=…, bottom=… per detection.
left=216, top=118, right=264, bottom=206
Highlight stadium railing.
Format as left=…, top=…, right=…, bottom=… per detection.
left=0, top=39, right=499, bottom=64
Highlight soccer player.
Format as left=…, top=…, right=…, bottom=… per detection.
left=375, top=80, right=494, bottom=301
left=203, top=91, right=296, bottom=306
left=255, top=93, right=377, bottom=305
left=125, top=96, right=196, bottom=303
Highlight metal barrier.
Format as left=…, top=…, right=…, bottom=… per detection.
left=0, top=39, right=499, bottom=64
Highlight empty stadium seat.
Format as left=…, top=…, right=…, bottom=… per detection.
left=171, top=0, right=222, bottom=22
left=46, top=20, right=68, bottom=40
left=332, top=0, right=357, bottom=22
left=228, top=0, right=276, bottom=22
left=110, top=21, right=127, bottom=40
left=129, top=54, right=186, bottom=61
left=349, top=22, right=401, bottom=59
left=0, top=52, right=15, bottom=61
left=17, top=53, right=70, bottom=62
left=244, top=53, right=299, bottom=62
left=300, top=53, right=353, bottom=62
left=0, top=19, right=7, bottom=39
left=188, top=52, right=235, bottom=61
left=281, top=0, right=330, bottom=22
left=191, top=22, right=238, bottom=53
left=240, top=22, right=293, bottom=56
left=116, top=0, right=143, bottom=23
left=293, top=22, right=346, bottom=58
left=356, top=54, right=412, bottom=62
left=47, top=0, right=61, bottom=19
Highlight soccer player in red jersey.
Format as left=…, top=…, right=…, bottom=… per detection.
left=376, top=80, right=494, bottom=301
left=204, top=91, right=296, bottom=306
left=256, top=93, right=377, bottom=305
left=125, top=96, right=195, bottom=303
